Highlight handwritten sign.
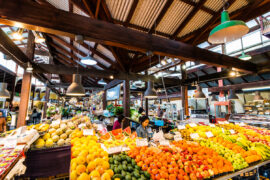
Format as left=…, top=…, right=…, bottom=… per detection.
left=83, top=129, right=94, bottom=136
left=177, top=125, right=186, bottom=130
left=190, top=133, right=200, bottom=139
left=205, top=131, right=214, bottom=138
left=51, top=120, right=60, bottom=126
left=174, top=135, right=182, bottom=142
left=136, top=139, right=148, bottom=147
left=159, top=140, right=170, bottom=146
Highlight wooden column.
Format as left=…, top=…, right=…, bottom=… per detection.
left=42, top=87, right=50, bottom=119
left=123, top=79, right=130, bottom=128
left=17, top=31, right=35, bottom=127
left=181, top=64, right=188, bottom=118
left=144, top=71, right=148, bottom=116
left=102, top=90, right=107, bottom=110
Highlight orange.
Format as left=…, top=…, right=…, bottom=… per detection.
left=95, top=166, right=105, bottom=175
left=105, top=169, right=114, bottom=177
left=87, top=161, right=96, bottom=172
left=102, top=161, right=110, bottom=170
left=77, top=173, right=90, bottom=180
left=169, top=174, right=177, bottom=180
left=76, top=164, right=86, bottom=175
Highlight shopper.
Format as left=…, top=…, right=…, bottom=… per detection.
left=136, top=115, right=150, bottom=138
left=112, top=115, right=124, bottom=130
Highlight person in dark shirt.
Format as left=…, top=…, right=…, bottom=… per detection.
left=113, top=115, right=125, bottom=130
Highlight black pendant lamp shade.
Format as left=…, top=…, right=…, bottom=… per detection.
left=228, top=89, right=238, bottom=100
left=194, top=85, right=206, bottom=99
left=254, top=91, right=264, bottom=101
left=66, top=74, right=85, bottom=96
left=144, top=81, right=157, bottom=99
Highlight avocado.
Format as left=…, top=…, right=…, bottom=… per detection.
left=122, top=160, right=128, bottom=165
left=112, top=174, right=123, bottom=180
left=121, top=170, right=126, bottom=177
left=125, top=174, right=132, bottom=180
left=135, top=165, right=140, bottom=170
left=140, top=170, right=144, bottom=174
left=127, top=165, right=133, bottom=172
left=144, top=171, right=150, bottom=179
left=114, top=167, right=120, bottom=174
left=116, top=156, right=121, bottom=162
left=126, top=156, right=131, bottom=163
left=134, top=172, right=140, bottom=178
left=118, top=165, right=123, bottom=171
left=114, top=160, right=119, bottom=165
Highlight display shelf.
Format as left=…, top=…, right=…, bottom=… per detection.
left=215, top=160, right=270, bottom=180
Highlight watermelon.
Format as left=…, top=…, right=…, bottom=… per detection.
left=123, top=127, right=131, bottom=136
left=111, top=129, right=122, bottom=136
left=130, top=132, right=137, bottom=139
left=100, top=133, right=111, bottom=141
left=114, top=133, right=125, bottom=140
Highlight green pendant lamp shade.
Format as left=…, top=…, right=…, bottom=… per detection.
left=0, top=83, right=10, bottom=98
left=144, top=81, right=157, bottom=99
left=228, top=89, right=238, bottom=100
left=208, top=11, right=249, bottom=44
left=66, top=74, right=85, bottom=96
left=239, top=51, right=251, bottom=61
left=194, top=85, right=206, bottom=99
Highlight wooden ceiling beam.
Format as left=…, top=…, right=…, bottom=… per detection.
left=172, top=0, right=207, bottom=38
left=0, top=0, right=257, bottom=73
left=148, top=0, right=174, bottom=34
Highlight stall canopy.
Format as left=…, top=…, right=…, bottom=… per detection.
left=0, top=0, right=269, bottom=95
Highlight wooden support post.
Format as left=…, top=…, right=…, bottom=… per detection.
left=17, top=31, right=35, bottom=127
left=102, top=90, right=107, bottom=110
left=181, top=64, right=188, bottom=118
left=123, top=79, right=130, bottom=128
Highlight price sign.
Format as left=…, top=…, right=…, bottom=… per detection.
left=205, top=131, right=214, bottom=138
left=218, top=121, right=224, bottom=124
left=177, top=125, right=186, bottom=130
left=174, top=135, right=182, bottom=141
left=108, top=146, right=122, bottom=154
left=209, top=124, right=215, bottom=127
left=51, top=120, right=60, bottom=126
left=239, top=122, right=245, bottom=126
left=229, top=129, right=236, bottom=134
left=189, top=123, right=197, bottom=127
left=159, top=140, right=170, bottom=146
left=190, top=133, right=200, bottom=139
left=222, top=128, right=225, bottom=133
left=136, top=139, right=148, bottom=147
left=78, top=123, right=86, bottom=128
left=224, top=121, right=229, bottom=124
left=83, top=129, right=94, bottom=136
left=4, top=137, right=17, bottom=148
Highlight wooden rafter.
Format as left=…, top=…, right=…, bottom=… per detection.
left=180, top=0, right=215, bottom=15
left=95, top=0, right=101, bottom=19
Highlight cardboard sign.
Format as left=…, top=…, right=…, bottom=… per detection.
left=190, top=133, right=199, bottom=139
left=83, top=129, right=94, bottom=136
left=177, top=125, right=186, bottom=130
left=174, top=135, right=182, bottom=141
left=159, top=140, right=170, bottom=146
left=136, top=138, right=148, bottom=147
left=205, top=131, right=214, bottom=138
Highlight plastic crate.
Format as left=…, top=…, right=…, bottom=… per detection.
left=154, top=120, right=164, bottom=126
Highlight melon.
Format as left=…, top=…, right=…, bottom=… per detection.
left=42, top=133, right=50, bottom=140
left=66, top=129, right=72, bottom=136
left=100, top=133, right=111, bottom=141
left=123, top=127, right=131, bottom=136
left=115, top=134, right=125, bottom=140
left=57, top=139, right=65, bottom=146
left=112, top=129, right=122, bottom=136
left=130, top=132, right=137, bottom=139
left=52, top=135, right=60, bottom=142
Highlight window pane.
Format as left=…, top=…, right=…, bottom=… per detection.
left=226, top=39, right=241, bottom=54
left=242, top=30, right=261, bottom=48
left=209, top=45, right=222, bottom=54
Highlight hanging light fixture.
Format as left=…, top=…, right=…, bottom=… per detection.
left=144, top=81, right=157, bottom=99
left=34, top=91, right=41, bottom=101
left=98, top=79, right=107, bottom=85
left=12, top=28, right=24, bottom=40
left=66, top=74, right=85, bottom=96
left=194, top=85, right=206, bottom=99
left=26, top=62, right=33, bottom=73
left=211, top=94, right=218, bottom=101
left=254, top=91, right=264, bottom=101
left=0, top=83, right=10, bottom=99
left=239, top=52, right=251, bottom=61
left=81, top=42, right=97, bottom=65
left=208, top=2, right=249, bottom=44
left=228, top=89, right=238, bottom=100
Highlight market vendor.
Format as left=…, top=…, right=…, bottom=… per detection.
left=113, top=115, right=125, bottom=130
left=0, top=116, right=6, bottom=133
left=136, top=115, right=149, bottom=138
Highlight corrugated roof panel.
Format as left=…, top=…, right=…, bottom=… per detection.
left=156, top=1, right=193, bottom=35
left=47, top=0, right=69, bottom=11
left=106, top=0, right=134, bottom=22
left=178, top=10, right=212, bottom=37
left=204, top=0, right=225, bottom=12
left=93, top=55, right=111, bottom=68
left=96, top=45, right=116, bottom=62
left=227, top=0, right=249, bottom=13
left=73, top=5, right=89, bottom=17
left=130, top=0, right=167, bottom=29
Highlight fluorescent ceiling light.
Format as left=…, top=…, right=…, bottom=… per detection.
left=242, top=86, right=270, bottom=91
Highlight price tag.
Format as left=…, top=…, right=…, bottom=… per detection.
left=159, top=140, right=170, bottom=146
left=83, top=129, right=94, bottom=136
left=209, top=124, right=215, bottom=127
left=108, top=146, right=122, bottom=154
left=78, top=123, right=86, bottom=128
left=239, top=122, right=245, bottom=126
left=229, top=129, right=236, bottom=134
left=174, top=135, right=182, bottom=141
left=51, top=120, right=60, bottom=126
left=4, top=137, right=17, bottom=148
left=222, top=128, right=225, bottom=133
left=177, top=125, right=186, bottom=130
left=189, top=123, right=197, bottom=127
left=224, top=121, right=229, bottom=124
left=136, top=138, right=148, bottom=147
left=190, top=133, right=199, bottom=139
left=205, top=131, right=214, bottom=138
